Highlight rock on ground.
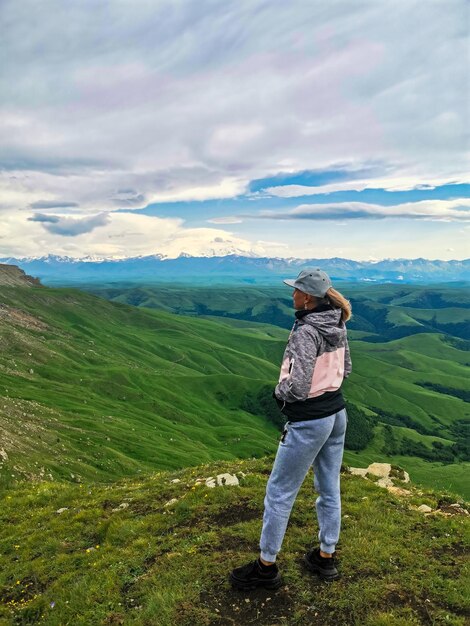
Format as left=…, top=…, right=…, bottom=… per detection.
left=205, top=473, right=240, bottom=488
left=348, top=462, right=410, bottom=493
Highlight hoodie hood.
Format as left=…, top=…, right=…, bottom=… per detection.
left=297, top=307, right=344, bottom=346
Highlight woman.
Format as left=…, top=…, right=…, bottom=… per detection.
left=230, top=268, right=352, bottom=590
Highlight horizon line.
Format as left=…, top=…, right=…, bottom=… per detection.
left=1, top=253, right=469, bottom=264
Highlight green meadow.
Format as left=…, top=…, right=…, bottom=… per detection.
left=85, top=282, right=470, bottom=338
left=0, top=286, right=284, bottom=488
left=83, top=282, right=470, bottom=497
left=0, top=276, right=469, bottom=624
left=1, top=457, right=468, bottom=625
left=0, top=282, right=469, bottom=498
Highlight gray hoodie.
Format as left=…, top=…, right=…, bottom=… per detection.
left=275, top=306, right=351, bottom=410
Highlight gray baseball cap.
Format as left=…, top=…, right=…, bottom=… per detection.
left=283, top=268, right=332, bottom=297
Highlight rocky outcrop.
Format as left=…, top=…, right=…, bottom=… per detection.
left=0, top=264, right=42, bottom=287
left=348, top=462, right=468, bottom=516
left=349, top=462, right=410, bottom=491
left=0, top=303, right=48, bottom=330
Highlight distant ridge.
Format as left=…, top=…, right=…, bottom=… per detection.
left=1, top=255, right=469, bottom=285
left=0, top=263, right=42, bottom=287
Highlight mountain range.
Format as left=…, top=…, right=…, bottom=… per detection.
left=1, top=254, right=469, bottom=285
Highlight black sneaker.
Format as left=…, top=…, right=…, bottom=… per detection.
left=230, top=559, right=283, bottom=591
left=303, top=548, right=340, bottom=581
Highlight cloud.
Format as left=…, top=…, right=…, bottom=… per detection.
left=0, top=0, right=467, bottom=259
left=27, top=212, right=110, bottom=236
left=27, top=213, right=60, bottom=223
left=251, top=199, right=470, bottom=221
left=2, top=205, right=468, bottom=261
left=2, top=210, right=278, bottom=258
left=0, top=168, right=246, bottom=217
left=257, top=240, right=289, bottom=248
left=30, top=201, right=79, bottom=209
left=1, top=1, right=467, bottom=215
left=110, top=189, right=146, bottom=207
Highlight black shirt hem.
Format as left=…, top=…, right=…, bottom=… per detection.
left=275, top=389, right=345, bottom=421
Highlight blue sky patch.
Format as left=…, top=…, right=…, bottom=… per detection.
left=135, top=182, right=470, bottom=225
left=248, top=168, right=375, bottom=192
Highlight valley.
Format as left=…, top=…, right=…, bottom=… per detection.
left=0, top=269, right=468, bottom=497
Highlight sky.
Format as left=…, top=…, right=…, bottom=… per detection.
left=0, top=0, right=469, bottom=261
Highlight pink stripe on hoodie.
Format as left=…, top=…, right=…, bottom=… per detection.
left=308, top=346, right=345, bottom=397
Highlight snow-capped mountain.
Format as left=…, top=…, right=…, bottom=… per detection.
left=0, top=254, right=468, bottom=285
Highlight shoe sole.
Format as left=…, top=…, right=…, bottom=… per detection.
left=229, top=573, right=283, bottom=591
left=302, top=555, right=340, bottom=582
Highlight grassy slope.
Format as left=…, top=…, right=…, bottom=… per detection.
left=0, top=287, right=284, bottom=487
left=1, top=284, right=469, bottom=498
left=327, top=331, right=469, bottom=498
left=347, top=332, right=468, bottom=428
left=205, top=319, right=470, bottom=498
left=84, top=282, right=470, bottom=323
left=0, top=457, right=468, bottom=626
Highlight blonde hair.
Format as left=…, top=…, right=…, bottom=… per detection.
left=324, top=287, right=352, bottom=322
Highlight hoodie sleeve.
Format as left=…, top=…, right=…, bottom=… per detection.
left=344, top=338, right=352, bottom=378
left=275, top=326, right=319, bottom=403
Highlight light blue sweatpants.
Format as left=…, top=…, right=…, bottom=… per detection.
left=259, top=409, right=347, bottom=562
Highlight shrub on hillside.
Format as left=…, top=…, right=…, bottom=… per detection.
left=399, top=436, right=458, bottom=463
left=382, top=424, right=400, bottom=455
left=449, top=420, right=470, bottom=461
left=416, top=382, right=470, bottom=403
left=242, top=385, right=285, bottom=430
left=242, top=390, right=374, bottom=452
left=343, top=402, right=374, bottom=451
left=376, top=408, right=434, bottom=436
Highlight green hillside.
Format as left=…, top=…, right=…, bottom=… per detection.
left=1, top=457, right=468, bottom=626
left=84, top=283, right=470, bottom=340
left=0, top=282, right=469, bottom=498
left=0, top=286, right=286, bottom=488
left=0, top=278, right=469, bottom=626
left=84, top=283, right=470, bottom=496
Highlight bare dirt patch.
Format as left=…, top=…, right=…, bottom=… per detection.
left=437, top=501, right=469, bottom=516
left=207, top=499, right=262, bottom=528
left=200, top=582, right=296, bottom=626
left=428, top=541, right=467, bottom=559
left=213, top=535, right=257, bottom=553
left=0, top=304, right=48, bottom=331
left=383, top=586, right=439, bottom=625
left=102, top=612, right=125, bottom=625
